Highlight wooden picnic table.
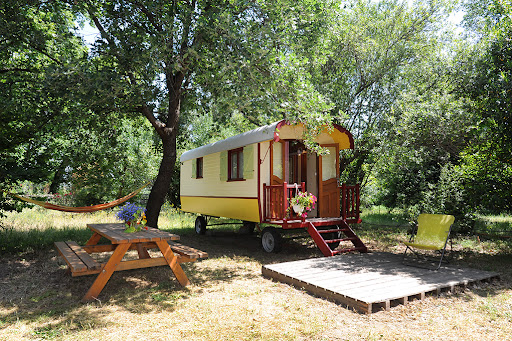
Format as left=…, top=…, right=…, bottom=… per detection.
left=55, top=223, right=207, bottom=302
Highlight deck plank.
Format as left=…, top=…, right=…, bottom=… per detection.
left=262, top=252, right=499, bottom=313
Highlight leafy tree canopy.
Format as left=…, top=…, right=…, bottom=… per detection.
left=456, top=0, right=512, bottom=213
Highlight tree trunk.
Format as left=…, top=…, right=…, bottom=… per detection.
left=145, top=130, right=177, bottom=228
left=143, top=71, right=183, bottom=228
left=49, top=158, right=71, bottom=193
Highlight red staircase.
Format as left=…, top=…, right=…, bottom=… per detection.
left=306, top=220, right=368, bottom=256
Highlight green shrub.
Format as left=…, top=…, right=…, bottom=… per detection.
left=418, top=163, right=475, bottom=234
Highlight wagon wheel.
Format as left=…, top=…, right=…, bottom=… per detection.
left=195, top=216, right=207, bottom=235
left=261, top=227, right=283, bottom=253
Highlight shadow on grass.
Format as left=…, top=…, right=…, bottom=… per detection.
left=2, top=221, right=512, bottom=334
left=474, top=221, right=512, bottom=240
left=176, top=227, right=323, bottom=263
left=0, top=224, right=323, bottom=337
left=360, top=209, right=410, bottom=227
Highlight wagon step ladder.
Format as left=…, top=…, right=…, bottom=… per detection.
left=306, top=220, right=368, bottom=257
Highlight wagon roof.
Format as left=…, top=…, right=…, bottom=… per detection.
left=180, top=120, right=353, bottom=162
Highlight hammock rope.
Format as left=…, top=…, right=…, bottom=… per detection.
left=6, top=181, right=151, bottom=213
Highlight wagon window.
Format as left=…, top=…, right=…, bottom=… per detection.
left=196, top=157, right=203, bottom=178
left=228, top=148, right=244, bottom=181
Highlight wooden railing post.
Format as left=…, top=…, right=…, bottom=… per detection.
left=341, top=183, right=347, bottom=220
left=355, top=184, right=360, bottom=223
left=339, top=183, right=361, bottom=223
left=263, top=183, right=267, bottom=221
left=283, top=182, right=288, bottom=221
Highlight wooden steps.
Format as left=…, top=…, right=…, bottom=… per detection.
left=306, top=220, right=368, bottom=257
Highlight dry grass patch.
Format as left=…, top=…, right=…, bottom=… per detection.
left=1, top=210, right=512, bottom=340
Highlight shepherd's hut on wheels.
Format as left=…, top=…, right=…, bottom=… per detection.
left=179, top=120, right=368, bottom=256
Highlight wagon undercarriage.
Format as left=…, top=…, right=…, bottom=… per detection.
left=194, top=181, right=368, bottom=256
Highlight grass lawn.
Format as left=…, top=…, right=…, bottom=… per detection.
left=0, top=207, right=511, bottom=340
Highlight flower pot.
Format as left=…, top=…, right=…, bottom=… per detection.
left=292, top=204, right=304, bottom=215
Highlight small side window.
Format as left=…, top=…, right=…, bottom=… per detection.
left=228, top=148, right=244, bottom=181
left=196, top=157, right=203, bottom=179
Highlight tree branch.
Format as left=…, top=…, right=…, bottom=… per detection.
left=166, top=70, right=185, bottom=130
left=179, top=1, right=195, bottom=58
left=26, top=42, right=63, bottom=65
left=139, top=104, right=166, bottom=137
left=84, top=1, right=120, bottom=58
left=129, top=0, right=163, bottom=33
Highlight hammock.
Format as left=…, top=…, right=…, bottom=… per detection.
left=7, top=181, right=151, bottom=213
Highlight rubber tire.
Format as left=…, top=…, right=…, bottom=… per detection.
left=261, top=227, right=283, bottom=253
left=195, top=216, right=207, bottom=235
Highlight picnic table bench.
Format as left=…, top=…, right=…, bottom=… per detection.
left=55, top=223, right=208, bottom=301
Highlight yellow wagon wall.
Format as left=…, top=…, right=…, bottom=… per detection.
left=179, top=122, right=353, bottom=223
left=180, top=197, right=260, bottom=222
left=180, top=144, right=261, bottom=222
left=259, top=141, right=272, bottom=219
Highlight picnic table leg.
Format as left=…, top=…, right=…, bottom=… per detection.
left=136, top=244, right=151, bottom=259
left=82, top=243, right=131, bottom=302
left=85, top=232, right=102, bottom=246
left=156, top=240, right=190, bottom=286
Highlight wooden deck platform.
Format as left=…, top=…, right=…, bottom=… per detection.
left=262, top=252, right=499, bottom=313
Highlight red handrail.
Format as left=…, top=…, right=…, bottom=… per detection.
left=263, top=182, right=360, bottom=223
left=340, top=183, right=361, bottom=223
left=263, top=182, right=305, bottom=221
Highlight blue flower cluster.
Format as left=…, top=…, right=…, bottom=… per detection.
left=116, top=202, right=146, bottom=222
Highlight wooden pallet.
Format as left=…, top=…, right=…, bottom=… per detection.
left=262, top=252, right=499, bottom=313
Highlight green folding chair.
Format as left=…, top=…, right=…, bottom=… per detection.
left=402, top=214, right=455, bottom=270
